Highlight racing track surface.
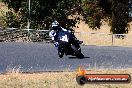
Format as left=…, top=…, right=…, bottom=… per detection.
left=0, top=42, right=132, bottom=73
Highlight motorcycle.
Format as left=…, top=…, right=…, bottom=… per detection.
left=56, top=29, right=84, bottom=58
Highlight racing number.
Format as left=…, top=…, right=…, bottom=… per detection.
left=60, top=35, right=68, bottom=42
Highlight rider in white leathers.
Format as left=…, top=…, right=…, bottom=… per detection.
left=49, top=20, right=70, bottom=47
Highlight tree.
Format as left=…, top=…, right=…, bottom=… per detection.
left=81, top=0, right=129, bottom=34
left=2, top=0, right=80, bottom=29
left=2, top=0, right=130, bottom=34
left=111, top=0, right=129, bottom=34
left=81, top=0, right=104, bottom=29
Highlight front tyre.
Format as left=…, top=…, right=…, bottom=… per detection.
left=76, top=53, right=84, bottom=58
left=58, top=51, right=64, bottom=58
left=58, top=47, right=64, bottom=58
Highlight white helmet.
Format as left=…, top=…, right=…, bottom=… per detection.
left=51, top=20, right=59, bottom=28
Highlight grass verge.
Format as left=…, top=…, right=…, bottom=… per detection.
left=0, top=69, right=131, bottom=88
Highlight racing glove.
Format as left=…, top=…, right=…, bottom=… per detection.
left=54, top=42, right=59, bottom=47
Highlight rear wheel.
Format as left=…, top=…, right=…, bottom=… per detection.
left=76, top=53, right=84, bottom=58
left=71, top=45, right=84, bottom=58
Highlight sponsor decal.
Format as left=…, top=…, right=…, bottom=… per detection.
left=76, top=66, right=131, bottom=85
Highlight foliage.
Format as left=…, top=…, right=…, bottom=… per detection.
left=111, top=0, right=129, bottom=34
left=0, top=9, right=7, bottom=28
left=1, top=0, right=130, bottom=34
left=2, top=0, right=80, bottom=29
left=5, top=10, right=20, bottom=28
left=81, top=0, right=104, bottom=29
left=81, top=0, right=129, bottom=34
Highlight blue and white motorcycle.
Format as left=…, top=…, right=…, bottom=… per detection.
left=56, top=30, right=84, bottom=58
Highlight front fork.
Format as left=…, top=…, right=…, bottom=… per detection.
left=58, top=46, right=64, bottom=58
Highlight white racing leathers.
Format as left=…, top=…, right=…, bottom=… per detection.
left=49, top=27, right=70, bottom=47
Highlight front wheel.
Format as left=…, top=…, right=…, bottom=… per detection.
left=58, top=47, right=64, bottom=58
left=58, top=51, right=64, bottom=58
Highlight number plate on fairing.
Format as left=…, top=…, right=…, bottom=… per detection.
left=59, top=34, right=69, bottom=42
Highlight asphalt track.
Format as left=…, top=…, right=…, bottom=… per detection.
left=0, top=42, right=132, bottom=73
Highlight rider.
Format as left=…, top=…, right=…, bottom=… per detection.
left=49, top=20, right=70, bottom=48
left=49, top=20, right=84, bottom=58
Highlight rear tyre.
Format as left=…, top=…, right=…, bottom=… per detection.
left=76, top=53, right=84, bottom=58
left=71, top=45, right=84, bottom=58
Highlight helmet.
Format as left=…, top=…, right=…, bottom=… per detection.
left=51, top=20, right=60, bottom=30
